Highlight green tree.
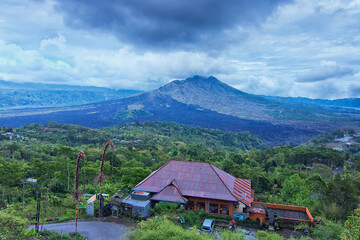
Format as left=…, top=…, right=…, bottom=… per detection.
left=0, top=211, right=31, bottom=240
left=281, top=174, right=310, bottom=206
left=341, top=208, right=360, bottom=240
left=311, top=164, right=333, bottom=181
left=312, top=217, right=343, bottom=240
left=325, top=174, right=359, bottom=219
left=120, top=167, right=152, bottom=191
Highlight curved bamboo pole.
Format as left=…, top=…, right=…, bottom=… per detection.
left=74, top=152, right=85, bottom=234
left=98, top=141, right=113, bottom=217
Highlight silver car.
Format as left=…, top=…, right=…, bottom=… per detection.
left=201, top=219, right=215, bottom=234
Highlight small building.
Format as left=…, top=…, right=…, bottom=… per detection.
left=250, top=202, right=315, bottom=226
left=108, top=191, right=124, bottom=217
left=120, top=160, right=254, bottom=218
left=121, top=191, right=152, bottom=217
left=249, top=207, right=266, bottom=223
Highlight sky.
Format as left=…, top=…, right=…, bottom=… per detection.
left=0, top=0, right=360, bottom=99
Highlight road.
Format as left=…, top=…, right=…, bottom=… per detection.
left=32, top=221, right=129, bottom=240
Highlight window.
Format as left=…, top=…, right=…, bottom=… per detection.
left=186, top=201, right=194, bottom=210
left=220, top=204, right=229, bottom=215
left=197, top=201, right=205, bottom=210
left=209, top=203, right=219, bottom=214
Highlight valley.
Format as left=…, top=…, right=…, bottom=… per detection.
left=1, top=76, right=359, bottom=147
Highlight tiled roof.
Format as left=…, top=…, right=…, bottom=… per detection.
left=133, top=160, right=253, bottom=205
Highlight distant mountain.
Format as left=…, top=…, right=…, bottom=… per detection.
left=0, top=80, right=142, bottom=109
left=155, top=76, right=360, bottom=126
left=156, top=76, right=274, bottom=121
left=263, top=95, right=360, bottom=109
left=1, top=76, right=359, bottom=147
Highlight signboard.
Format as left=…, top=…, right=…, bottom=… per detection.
left=77, top=204, right=86, bottom=209
left=86, top=202, right=94, bottom=216
left=234, top=213, right=247, bottom=221
left=87, top=194, right=97, bottom=204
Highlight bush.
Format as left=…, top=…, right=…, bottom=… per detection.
left=255, top=230, right=284, bottom=240
left=312, top=217, right=343, bottom=240
left=37, top=230, right=86, bottom=240
left=341, top=208, right=360, bottom=240
left=181, top=209, right=206, bottom=226
left=127, top=217, right=212, bottom=240
left=152, top=202, right=182, bottom=216
left=219, top=229, right=246, bottom=240
left=0, top=210, right=30, bottom=240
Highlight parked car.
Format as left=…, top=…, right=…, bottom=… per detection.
left=201, top=219, right=215, bottom=234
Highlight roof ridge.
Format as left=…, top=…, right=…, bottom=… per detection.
left=170, top=179, right=184, bottom=196
left=208, top=163, right=237, bottom=201
left=156, top=178, right=177, bottom=194
left=133, top=160, right=173, bottom=190
left=170, top=180, right=188, bottom=203
left=152, top=179, right=188, bottom=203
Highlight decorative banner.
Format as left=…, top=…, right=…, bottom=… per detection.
left=87, top=194, right=97, bottom=204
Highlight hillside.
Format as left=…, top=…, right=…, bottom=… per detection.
left=303, top=128, right=360, bottom=154
left=4, top=121, right=266, bottom=151
left=155, top=76, right=274, bottom=121
left=156, top=76, right=359, bottom=125
left=0, top=80, right=142, bottom=109
left=0, top=90, right=317, bottom=146
left=264, top=95, right=360, bottom=109
left=1, top=76, right=359, bottom=146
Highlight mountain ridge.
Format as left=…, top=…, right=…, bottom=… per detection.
left=0, top=79, right=142, bottom=109
left=0, top=76, right=359, bottom=146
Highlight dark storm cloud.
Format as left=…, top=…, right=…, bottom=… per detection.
left=296, top=65, right=354, bottom=83
left=53, top=0, right=291, bottom=50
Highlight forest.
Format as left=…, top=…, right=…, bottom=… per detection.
left=0, top=121, right=359, bottom=239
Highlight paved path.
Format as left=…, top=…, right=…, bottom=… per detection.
left=32, top=221, right=129, bottom=240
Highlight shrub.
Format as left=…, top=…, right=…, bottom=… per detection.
left=312, top=217, right=343, bottom=240
left=181, top=209, right=206, bottom=226
left=255, top=230, right=284, bottom=240
left=0, top=210, right=30, bottom=240
left=341, top=208, right=360, bottom=240
left=127, top=217, right=212, bottom=240
left=152, top=202, right=182, bottom=216
left=219, top=229, right=246, bottom=240
left=38, top=230, right=86, bottom=240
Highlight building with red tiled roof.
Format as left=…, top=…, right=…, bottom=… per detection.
left=121, top=160, right=254, bottom=218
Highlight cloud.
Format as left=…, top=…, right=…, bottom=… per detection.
left=52, top=0, right=290, bottom=50
left=1, top=0, right=360, bottom=99
left=296, top=65, right=354, bottom=83
left=0, top=39, right=236, bottom=90
left=40, top=33, right=66, bottom=50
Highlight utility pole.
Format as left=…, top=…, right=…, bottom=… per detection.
left=35, top=192, right=41, bottom=233
left=20, top=182, right=25, bottom=207
left=19, top=178, right=37, bottom=207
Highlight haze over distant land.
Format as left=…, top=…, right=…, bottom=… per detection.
left=0, top=0, right=360, bottom=99
left=0, top=80, right=142, bottom=109
left=1, top=76, right=359, bottom=147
